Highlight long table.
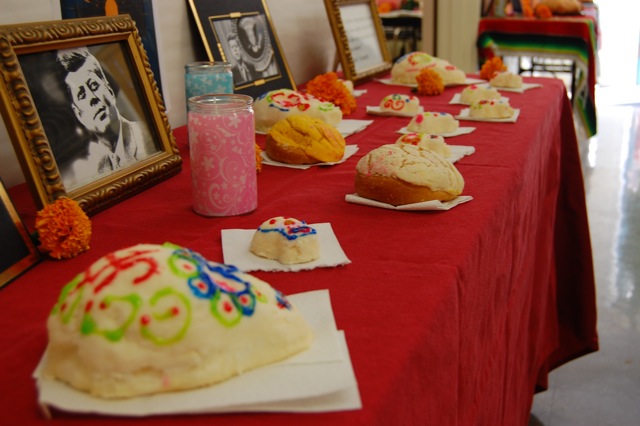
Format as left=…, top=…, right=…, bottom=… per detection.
left=477, top=16, right=598, bottom=138
left=0, top=74, right=598, bottom=425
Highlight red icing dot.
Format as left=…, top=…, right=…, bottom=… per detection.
left=171, top=306, right=180, bottom=316
left=60, top=302, right=67, bottom=312
left=85, top=300, right=93, bottom=313
left=223, top=301, right=233, bottom=313
left=99, top=301, right=108, bottom=310
left=240, top=295, right=248, bottom=304
left=140, top=315, right=151, bottom=325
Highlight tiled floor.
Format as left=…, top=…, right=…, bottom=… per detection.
left=529, top=3, right=640, bottom=424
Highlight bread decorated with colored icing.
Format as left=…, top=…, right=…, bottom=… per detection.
left=459, top=84, right=501, bottom=104
left=254, top=89, right=342, bottom=133
left=380, top=94, right=421, bottom=114
left=42, top=243, right=314, bottom=399
left=250, top=216, right=320, bottom=264
left=407, top=111, right=459, bottom=134
left=423, top=62, right=466, bottom=85
left=469, top=98, right=515, bottom=119
left=390, top=52, right=449, bottom=84
left=395, top=132, right=451, bottom=158
left=355, top=144, right=464, bottom=205
left=265, top=114, right=346, bottom=164
left=489, top=71, right=523, bottom=89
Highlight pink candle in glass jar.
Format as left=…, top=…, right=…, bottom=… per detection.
left=188, top=94, right=257, bottom=216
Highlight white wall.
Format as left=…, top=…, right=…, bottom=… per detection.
left=436, top=0, right=480, bottom=73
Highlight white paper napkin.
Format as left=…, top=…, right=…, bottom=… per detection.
left=455, top=108, right=521, bottom=123
left=221, top=223, right=351, bottom=272
left=449, top=93, right=509, bottom=105
left=375, top=77, right=486, bottom=88
left=345, top=194, right=473, bottom=210
left=34, top=290, right=361, bottom=416
left=366, top=105, right=424, bottom=117
left=477, top=82, right=542, bottom=93
left=260, top=145, right=359, bottom=169
left=447, top=145, right=476, bottom=163
left=352, top=89, right=367, bottom=97
left=339, top=119, right=374, bottom=137
left=398, top=126, right=476, bottom=137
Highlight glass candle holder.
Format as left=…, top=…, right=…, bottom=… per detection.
left=185, top=62, right=233, bottom=101
left=188, top=94, right=257, bottom=217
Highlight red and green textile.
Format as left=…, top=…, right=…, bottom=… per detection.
left=477, top=17, right=598, bottom=137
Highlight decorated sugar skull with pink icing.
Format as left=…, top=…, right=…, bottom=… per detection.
left=395, top=132, right=451, bottom=158
left=407, top=111, right=459, bottom=134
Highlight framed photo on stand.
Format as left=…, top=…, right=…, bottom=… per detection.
left=188, top=0, right=296, bottom=98
left=324, top=0, right=393, bottom=84
left=0, top=16, right=182, bottom=216
left=0, top=178, right=40, bottom=290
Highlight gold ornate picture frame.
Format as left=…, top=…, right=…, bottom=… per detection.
left=324, top=0, right=392, bottom=84
left=188, top=0, right=296, bottom=98
left=0, top=16, right=182, bottom=216
left=0, top=178, right=40, bottom=290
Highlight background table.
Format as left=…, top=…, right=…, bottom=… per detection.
left=0, top=74, right=598, bottom=425
left=477, top=16, right=598, bottom=138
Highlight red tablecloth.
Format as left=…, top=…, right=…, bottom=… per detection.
left=0, top=75, right=598, bottom=425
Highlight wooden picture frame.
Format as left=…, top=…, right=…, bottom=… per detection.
left=0, top=178, right=40, bottom=290
left=188, top=0, right=296, bottom=99
left=0, top=15, right=182, bottom=216
left=324, top=0, right=393, bottom=84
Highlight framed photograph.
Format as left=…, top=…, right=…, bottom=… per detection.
left=59, top=0, right=164, bottom=96
left=188, top=0, right=296, bottom=98
left=0, top=15, right=182, bottom=216
left=0, top=178, right=41, bottom=290
left=324, top=0, right=393, bottom=84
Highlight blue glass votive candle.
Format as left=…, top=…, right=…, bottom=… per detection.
left=185, top=62, right=233, bottom=101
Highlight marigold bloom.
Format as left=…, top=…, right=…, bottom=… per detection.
left=479, top=57, right=507, bottom=81
left=305, top=72, right=357, bottom=115
left=415, top=68, right=444, bottom=96
left=35, top=197, right=91, bottom=259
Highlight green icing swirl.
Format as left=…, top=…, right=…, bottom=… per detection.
left=141, top=287, right=191, bottom=345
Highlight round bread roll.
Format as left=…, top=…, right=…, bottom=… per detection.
left=407, top=111, right=459, bottom=134
left=469, top=98, right=515, bottom=119
left=254, top=89, right=342, bottom=133
left=380, top=94, right=421, bottom=114
left=490, top=71, right=523, bottom=89
left=43, top=243, right=314, bottom=399
left=395, top=132, right=451, bottom=158
left=266, top=114, right=346, bottom=164
left=355, top=144, right=464, bottom=205
left=424, top=62, right=466, bottom=85
left=460, top=84, right=501, bottom=104
left=391, top=51, right=449, bottom=84
left=250, top=216, right=320, bottom=264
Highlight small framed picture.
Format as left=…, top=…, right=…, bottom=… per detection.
left=0, top=16, right=182, bottom=216
left=188, top=0, right=296, bottom=98
left=0, top=178, right=40, bottom=290
left=324, top=0, right=393, bottom=84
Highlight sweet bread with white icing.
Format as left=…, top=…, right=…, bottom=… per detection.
left=43, top=243, right=314, bottom=398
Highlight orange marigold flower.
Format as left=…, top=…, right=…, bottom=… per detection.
left=479, top=57, right=507, bottom=81
left=35, top=197, right=91, bottom=259
left=306, top=72, right=357, bottom=115
left=377, top=3, right=393, bottom=14
left=521, top=0, right=534, bottom=17
left=535, top=4, right=553, bottom=19
left=255, top=143, right=263, bottom=173
left=415, top=68, right=444, bottom=96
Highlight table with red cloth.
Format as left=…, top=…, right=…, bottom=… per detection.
left=477, top=16, right=598, bottom=138
left=0, top=75, right=598, bottom=425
